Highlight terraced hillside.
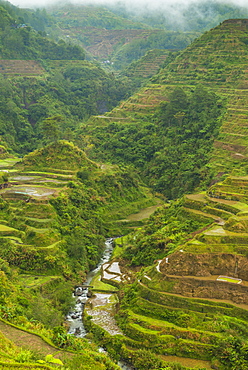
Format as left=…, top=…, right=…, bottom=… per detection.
left=0, top=152, right=75, bottom=275
left=86, top=19, right=248, bottom=182
left=121, top=49, right=168, bottom=79
left=50, top=5, right=152, bottom=61
left=154, top=19, right=248, bottom=175
left=49, top=4, right=197, bottom=70
left=117, top=49, right=169, bottom=90
left=0, top=60, right=44, bottom=76
left=0, top=140, right=159, bottom=368
left=60, top=27, right=150, bottom=60
left=80, top=21, right=248, bottom=368
left=102, top=175, right=247, bottom=369
left=0, top=317, right=121, bottom=369
left=0, top=140, right=156, bottom=274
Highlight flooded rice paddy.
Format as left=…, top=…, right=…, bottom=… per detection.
left=0, top=185, right=58, bottom=198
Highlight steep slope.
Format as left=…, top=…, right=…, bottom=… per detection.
left=0, top=4, right=85, bottom=61
left=83, top=19, right=248, bottom=197
left=0, top=3, right=132, bottom=154
left=49, top=4, right=198, bottom=69
left=100, top=180, right=248, bottom=369
left=120, top=49, right=169, bottom=81
left=154, top=19, right=248, bottom=175
left=0, top=318, right=120, bottom=369
left=0, top=140, right=155, bottom=271
left=80, top=20, right=248, bottom=370
left=0, top=140, right=157, bottom=368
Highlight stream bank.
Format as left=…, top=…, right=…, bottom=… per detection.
left=66, top=203, right=162, bottom=369
left=66, top=203, right=162, bottom=336
left=66, top=238, right=115, bottom=337
left=67, top=238, right=134, bottom=370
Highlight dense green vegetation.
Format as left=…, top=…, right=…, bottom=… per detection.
left=107, top=180, right=248, bottom=369
left=0, top=0, right=54, bottom=33
left=118, top=49, right=169, bottom=90
left=120, top=198, right=213, bottom=266
left=0, top=3, right=130, bottom=154
left=0, top=2, right=248, bottom=369
left=0, top=5, right=84, bottom=60
left=82, top=18, right=248, bottom=196
left=79, top=18, right=248, bottom=370
left=111, top=31, right=198, bottom=71
left=113, top=278, right=248, bottom=370
left=0, top=139, right=156, bottom=369
left=0, top=140, right=148, bottom=279
left=82, top=85, right=224, bottom=199
left=0, top=64, right=128, bottom=153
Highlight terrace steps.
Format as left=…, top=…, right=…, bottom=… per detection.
left=119, top=278, right=248, bottom=365
left=0, top=60, right=44, bottom=76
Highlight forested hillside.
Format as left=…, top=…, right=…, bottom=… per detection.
left=0, top=139, right=155, bottom=369
left=83, top=84, right=224, bottom=199
left=0, top=5, right=157, bottom=366
left=0, top=3, right=131, bottom=154
left=0, top=4, right=84, bottom=60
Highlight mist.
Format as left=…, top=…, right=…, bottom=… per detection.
left=7, top=0, right=248, bottom=10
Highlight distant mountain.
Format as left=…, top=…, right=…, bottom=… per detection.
left=48, top=4, right=199, bottom=69
left=106, top=0, right=248, bottom=32
left=50, top=4, right=148, bottom=30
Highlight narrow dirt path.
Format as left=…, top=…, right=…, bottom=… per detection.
left=0, top=320, right=68, bottom=359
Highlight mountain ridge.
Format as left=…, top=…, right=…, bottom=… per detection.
left=83, top=18, right=248, bottom=197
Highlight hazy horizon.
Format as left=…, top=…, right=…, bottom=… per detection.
left=6, top=0, right=248, bottom=10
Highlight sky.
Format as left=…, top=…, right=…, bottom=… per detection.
left=6, top=0, right=248, bottom=9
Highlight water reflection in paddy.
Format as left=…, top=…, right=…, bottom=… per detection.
left=11, top=176, right=64, bottom=184
left=0, top=185, right=57, bottom=197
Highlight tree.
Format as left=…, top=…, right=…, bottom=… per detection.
left=40, top=115, right=62, bottom=143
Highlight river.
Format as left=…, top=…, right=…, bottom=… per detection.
left=66, top=202, right=213, bottom=370
left=66, top=239, right=133, bottom=369
left=66, top=203, right=162, bottom=368
left=66, top=238, right=114, bottom=337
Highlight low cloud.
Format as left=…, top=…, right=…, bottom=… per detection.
left=7, top=0, right=248, bottom=9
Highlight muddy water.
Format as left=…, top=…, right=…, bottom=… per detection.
left=11, top=176, right=64, bottom=184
